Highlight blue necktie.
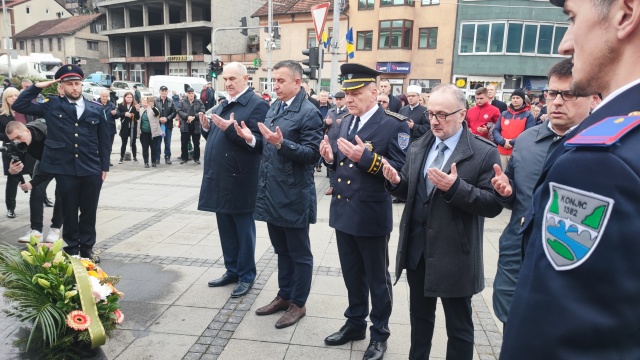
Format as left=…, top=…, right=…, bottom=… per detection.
left=278, top=102, right=287, bottom=115
left=348, top=116, right=360, bottom=142
left=426, top=142, right=448, bottom=194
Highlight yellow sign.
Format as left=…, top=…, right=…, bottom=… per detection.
left=456, top=78, right=467, bottom=88
left=165, top=55, right=194, bottom=62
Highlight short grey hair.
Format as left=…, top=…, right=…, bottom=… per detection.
left=431, top=84, right=467, bottom=110
left=593, top=0, right=615, bottom=17
left=273, top=60, right=303, bottom=79
left=21, top=79, right=33, bottom=85
left=100, top=89, right=110, bottom=96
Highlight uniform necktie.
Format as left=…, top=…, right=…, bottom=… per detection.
left=426, top=142, right=448, bottom=194
left=348, top=116, right=360, bottom=142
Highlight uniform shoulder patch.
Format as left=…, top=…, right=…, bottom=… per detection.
left=543, top=182, right=614, bottom=271
left=472, top=134, right=497, bottom=147
left=565, top=115, right=640, bottom=147
left=385, top=110, right=407, bottom=121
left=341, top=112, right=351, bottom=119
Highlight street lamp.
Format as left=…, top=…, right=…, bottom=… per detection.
left=1, top=0, right=12, bottom=77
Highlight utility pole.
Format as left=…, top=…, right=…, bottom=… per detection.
left=2, top=0, right=12, bottom=78
left=267, top=0, right=273, bottom=93
left=330, top=0, right=341, bottom=94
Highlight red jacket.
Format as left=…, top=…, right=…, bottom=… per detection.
left=466, top=103, right=500, bottom=138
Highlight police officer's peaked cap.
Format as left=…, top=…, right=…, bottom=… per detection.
left=549, top=0, right=564, bottom=7
left=55, top=64, right=84, bottom=82
left=340, top=63, right=381, bottom=91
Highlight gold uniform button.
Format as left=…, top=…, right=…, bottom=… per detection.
left=338, top=178, right=341, bottom=182
left=75, top=123, right=78, bottom=127
left=349, top=164, right=354, bottom=168
left=340, top=162, right=344, bottom=166
left=75, top=134, right=78, bottom=137
left=347, top=180, right=351, bottom=185
left=337, top=195, right=341, bottom=199
left=75, top=144, right=78, bottom=147
left=75, top=154, right=78, bottom=158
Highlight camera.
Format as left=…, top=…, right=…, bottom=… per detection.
left=1, top=141, right=29, bottom=192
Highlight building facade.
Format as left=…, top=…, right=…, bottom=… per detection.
left=253, top=0, right=457, bottom=95
left=14, top=14, right=108, bottom=74
left=95, top=0, right=264, bottom=87
left=0, top=0, right=71, bottom=53
left=452, top=0, right=569, bottom=100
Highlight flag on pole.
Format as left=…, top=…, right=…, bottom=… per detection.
left=322, top=31, right=329, bottom=49
left=346, top=27, right=355, bottom=59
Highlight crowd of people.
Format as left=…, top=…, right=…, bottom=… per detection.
left=3, top=0, right=640, bottom=357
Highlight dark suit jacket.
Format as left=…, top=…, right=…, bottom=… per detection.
left=399, top=104, right=429, bottom=141
left=388, top=122, right=502, bottom=297
left=13, top=86, right=110, bottom=176
left=388, top=95, right=402, bottom=113
left=502, top=82, right=640, bottom=359
left=328, top=106, right=409, bottom=237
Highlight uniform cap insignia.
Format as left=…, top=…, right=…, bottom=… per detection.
left=68, top=66, right=73, bottom=70
left=543, top=182, right=614, bottom=271
left=347, top=74, right=353, bottom=80
left=364, top=141, right=373, bottom=151
left=397, top=133, right=410, bottom=150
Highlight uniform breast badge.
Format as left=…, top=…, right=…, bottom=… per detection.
left=364, top=141, right=373, bottom=152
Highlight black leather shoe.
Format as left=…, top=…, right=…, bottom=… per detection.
left=324, top=325, right=366, bottom=346
left=208, top=273, right=238, bottom=287
left=363, top=340, right=387, bottom=360
left=180, top=160, right=189, bottom=164
left=144, top=163, right=150, bottom=168
left=80, top=249, right=100, bottom=264
left=152, top=162, right=157, bottom=168
left=44, top=198, right=54, bottom=207
left=231, top=281, right=253, bottom=298
left=165, top=158, right=172, bottom=165
left=194, top=160, right=201, bottom=165
left=6, top=209, right=15, bottom=218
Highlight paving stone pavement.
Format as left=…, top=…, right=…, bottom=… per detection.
left=0, top=136, right=509, bottom=359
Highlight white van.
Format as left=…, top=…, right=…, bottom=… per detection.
left=148, top=75, right=208, bottom=97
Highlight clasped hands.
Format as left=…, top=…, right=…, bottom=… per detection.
left=320, top=135, right=367, bottom=164
left=381, top=159, right=459, bottom=192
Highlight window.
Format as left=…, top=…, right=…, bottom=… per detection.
left=421, top=0, right=439, bottom=4
left=130, top=64, right=145, bottom=83
left=357, top=31, right=373, bottom=50
left=378, top=20, right=413, bottom=49
left=359, top=0, right=374, bottom=9
left=460, top=21, right=568, bottom=56
left=87, top=41, right=99, bottom=51
left=48, top=38, right=53, bottom=51
left=381, top=0, right=415, bottom=6
left=409, top=79, right=440, bottom=92
left=90, top=18, right=105, bottom=34
left=418, top=28, right=437, bottom=49
left=19, top=41, right=24, bottom=50
left=31, top=40, right=35, bottom=52
left=57, top=38, right=62, bottom=51
left=26, top=6, right=30, bottom=14
left=307, top=29, right=316, bottom=48
left=39, top=39, right=43, bottom=52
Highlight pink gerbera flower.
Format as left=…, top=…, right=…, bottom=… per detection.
left=114, top=309, right=124, bottom=324
left=66, top=310, right=91, bottom=331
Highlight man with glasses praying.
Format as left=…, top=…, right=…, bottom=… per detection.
left=490, top=58, right=600, bottom=330
left=376, top=94, right=389, bottom=110
left=382, top=83, right=502, bottom=360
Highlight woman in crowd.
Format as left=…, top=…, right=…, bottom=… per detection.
left=117, top=91, right=139, bottom=164
left=99, top=89, right=119, bottom=166
left=0, top=87, right=34, bottom=218
left=136, top=96, right=163, bottom=168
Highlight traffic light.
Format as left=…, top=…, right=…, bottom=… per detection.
left=338, top=74, right=345, bottom=85
left=208, top=60, right=224, bottom=80
left=301, top=47, right=319, bottom=80
left=240, top=17, right=248, bottom=36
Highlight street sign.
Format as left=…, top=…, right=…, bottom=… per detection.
left=311, top=2, right=330, bottom=43
left=254, top=58, right=262, bottom=67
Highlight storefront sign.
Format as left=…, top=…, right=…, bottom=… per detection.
left=165, top=55, right=194, bottom=62
left=376, top=62, right=411, bottom=74
left=247, top=66, right=259, bottom=74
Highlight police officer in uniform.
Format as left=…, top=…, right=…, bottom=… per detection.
left=320, top=64, right=409, bottom=360
left=501, top=0, right=640, bottom=358
left=13, top=65, right=110, bottom=261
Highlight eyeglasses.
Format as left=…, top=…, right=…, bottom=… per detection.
left=544, top=90, right=578, bottom=101
left=378, top=100, right=388, bottom=104
left=427, top=108, right=464, bottom=121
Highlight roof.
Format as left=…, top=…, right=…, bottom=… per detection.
left=14, top=13, right=103, bottom=38
left=0, top=0, right=32, bottom=9
left=252, top=0, right=336, bottom=18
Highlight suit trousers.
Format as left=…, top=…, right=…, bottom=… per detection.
left=216, top=212, right=257, bottom=283
left=406, top=257, right=474, bottom=360
left=5, top=173, right=20, bottom=211
left=267, top=223, right=313, bottom=308
left=335, top=230, right=393, bottom=342
left=55, top=174, right=103, bottom=254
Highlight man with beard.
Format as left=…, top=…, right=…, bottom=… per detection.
left=501, top=0, right=640, bottom=358
left=13, top=64, right=110, bottom=261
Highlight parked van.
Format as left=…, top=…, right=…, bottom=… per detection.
left=148, top=75, right=208, bottom=97
left=86, top=72, right=112, bottom=87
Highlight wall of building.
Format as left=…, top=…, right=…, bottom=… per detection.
left=1, top=0, right=70, bottom=42
left=211, top=0, right=264, bottom=56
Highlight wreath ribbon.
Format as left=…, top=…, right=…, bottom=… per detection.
left=67, top=255, right=106, bottom=349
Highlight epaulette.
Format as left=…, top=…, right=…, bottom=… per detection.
left=565, top=115, right=640, bottom=147
left=473, top=134, right=497, bottom=147
left=385, top=110, right=407, bottom=121
left=340, top=112, right=350, bottom=119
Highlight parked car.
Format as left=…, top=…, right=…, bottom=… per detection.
left=148, top=75, right=209, bottom=97
left=110, top=81, right=153, bottom=102
left=82, top=86, right=105, bottom=101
